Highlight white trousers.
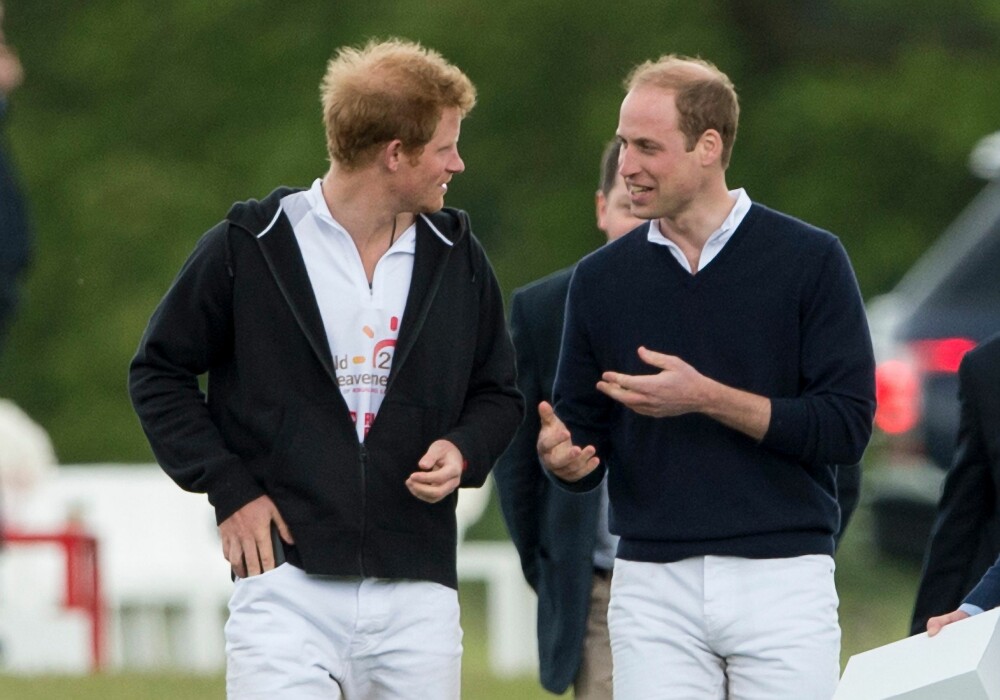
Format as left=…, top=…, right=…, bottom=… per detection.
left=609, top=555, right=840, bottom=700
left=224, top=564, right=462, bottom=700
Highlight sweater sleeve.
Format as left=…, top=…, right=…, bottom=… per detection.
left=761, top=238, right=876, bottom=465
left=550, top=264, right=612, bottom=493
left=442, top=234, right=525, bottom=488
left=128, top=223, right=265, bottom=524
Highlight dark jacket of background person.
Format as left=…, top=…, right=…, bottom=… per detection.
left=911, top=333, right=1000, bottom=634
left=129, top=188, right=523, bottom=590
left=0, top=86, right=31, bottom=351
left=835, top=463, right=861, bottom=547
left=963, top=554, right=1000, bottom=612
left=494, top=265, right=600, bottom=694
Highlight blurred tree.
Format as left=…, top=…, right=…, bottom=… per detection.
left=0, top=1, right=996, bottom=462
left=721, top=0, right=1000, bottom=291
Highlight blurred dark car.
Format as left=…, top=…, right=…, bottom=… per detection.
left=866, top=164, right=1000, bottom=562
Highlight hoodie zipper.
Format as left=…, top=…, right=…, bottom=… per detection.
left=358, top=443, right=369, bottom=577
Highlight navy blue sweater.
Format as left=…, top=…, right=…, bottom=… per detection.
left=553, top=204, right=875, bottom=562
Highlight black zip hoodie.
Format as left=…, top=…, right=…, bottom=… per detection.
left=129, top=187, right=523, bottom=588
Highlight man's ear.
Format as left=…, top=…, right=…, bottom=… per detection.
left=384, top=139, right=405, bottom=172
left=595, top=190, right=608, bottom=232
left=697, top=129, right=723, bottom=167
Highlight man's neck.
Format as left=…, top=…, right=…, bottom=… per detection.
left=320, top=168, right=415, bottom=250
left=657, top=182, right=737, bottom=252
left=320, top=167, right=416, bottom=284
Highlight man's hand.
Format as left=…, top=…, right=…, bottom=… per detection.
left=407, top=439, right=463, bottom=503
left=597, top=346, right=707, bottom=417
left=599, top=347, right=770, bottom=441
left=218, top=495, right=294, bottom=578
left=536, top=401, right=599, bottom=482
left=927, top=609, right=971, bottom=637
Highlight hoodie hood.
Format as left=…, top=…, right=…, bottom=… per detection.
left=225, top=187, right=301, bottom=237
left=223, top=185, right=469, bottom=248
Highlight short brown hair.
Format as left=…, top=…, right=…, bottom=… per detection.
left=625, top=55, right=739, bottom=168
left=321, top=38, right=477, bottom=169
left=598, top=139, right=622, bottom=196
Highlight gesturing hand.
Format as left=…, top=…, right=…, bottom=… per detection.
left=597, top=346, right=707, bottom=417
left=407, top=439, right=464, bottom=503
left=598, top=346, right=771, bottom=440
left=536, top=401, right=599, bottom=482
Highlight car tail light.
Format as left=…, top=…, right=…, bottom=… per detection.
left=874, top=337, right=976, bottom=435
left=874, top=358, right=920, bottom=434
left=910, top=337, right=977, bottom=374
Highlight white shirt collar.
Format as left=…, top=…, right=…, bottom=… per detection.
left=647, top=188, right=752, bottom=273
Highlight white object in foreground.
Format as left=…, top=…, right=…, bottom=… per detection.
left=834, top=607, right=1000, bottom=700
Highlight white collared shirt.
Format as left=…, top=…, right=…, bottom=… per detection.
left=281, top=179, right=416, bottom=442
left=647, top=188, right=752, bottom=273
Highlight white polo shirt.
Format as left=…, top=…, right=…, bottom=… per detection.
left=281, top=179, right=416, bottom=442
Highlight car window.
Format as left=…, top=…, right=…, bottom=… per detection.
left=904, top=220, right=1000, bottom=340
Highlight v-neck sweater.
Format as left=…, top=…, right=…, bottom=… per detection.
left=553, top=203, right=876, bottom=562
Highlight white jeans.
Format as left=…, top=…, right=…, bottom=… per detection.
left=225, top=564, right=462, bottom=699
left=609, top=555, right=840, bottom=700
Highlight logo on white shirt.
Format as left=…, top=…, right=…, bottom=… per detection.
left=338, top=316, right=400, bottom=437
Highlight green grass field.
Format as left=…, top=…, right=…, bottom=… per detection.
left=0, top=578, right=556, bottom=700
left=0, top=507, right=921, bottom=700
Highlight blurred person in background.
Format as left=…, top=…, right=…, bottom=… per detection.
left=129, top=38, right=522, bottom=700
left=538, top=54, right=875, bottom=699
left=926, top=554, right=1000, bottom=636
left=494, top=138, right=644, bottom=699
left=912, top=332, right=1000, bottom=636
left=0, top=0, right=32, bottom=355
left=834, top=462, right=860, bottom=548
